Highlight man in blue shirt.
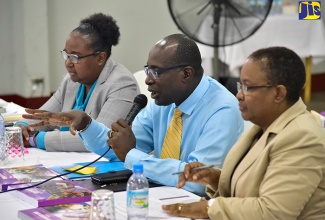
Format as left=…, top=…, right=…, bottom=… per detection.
left=24, top=34, right=243, bottom=196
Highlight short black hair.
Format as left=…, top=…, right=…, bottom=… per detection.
left=248, top=46, right=305, bottom=103
left=164, top=34, right=203, bottom=74
left=73, top=13, right=120, bottom=58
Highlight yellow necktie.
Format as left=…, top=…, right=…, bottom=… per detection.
left=161, top=108, right=182, bottom=159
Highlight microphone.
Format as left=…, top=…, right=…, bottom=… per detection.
left=125, top=94, right=148, bottom=125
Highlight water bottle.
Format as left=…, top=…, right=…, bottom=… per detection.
left=0, top=114, right=4, bottom=136
left=126, top=163, right=149, bottom=220
left=0, top=114, right=6, bottom=162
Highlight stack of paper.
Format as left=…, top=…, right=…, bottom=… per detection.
left=0, top=99, right=26, bottom=122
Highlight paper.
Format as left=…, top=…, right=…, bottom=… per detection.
left=114, top=186, right=200, bottom=219
left=0, top=100, right=26, bottom=122
left=62, top=165, right=97, bottom=175
left=1, top=107, right=18, bottom=116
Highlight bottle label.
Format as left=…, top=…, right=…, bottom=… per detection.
left=127, top=189, right=148, bottom=209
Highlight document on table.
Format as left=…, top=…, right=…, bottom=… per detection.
left=114, top=186, right=201, bottom=219
left=0, top=99, right=26, bottom=122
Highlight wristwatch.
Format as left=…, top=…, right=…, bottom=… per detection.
left=207, top=198, right=215, bottom=211
left=29, top=130, right=39, bottom=147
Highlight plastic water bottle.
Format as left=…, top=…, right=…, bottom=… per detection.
left=0, top=114, right=5, bottom=162
left=126, top=163, right=149, bottom=220
left=0, top=114, right=4, bottom=135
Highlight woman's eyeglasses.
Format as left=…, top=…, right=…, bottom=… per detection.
left=237, top=82, right=273, bottom=95
left=61, top=50, right=100, bottom=64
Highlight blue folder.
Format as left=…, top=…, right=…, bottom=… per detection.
left=50, top=161, right=126, bottom=179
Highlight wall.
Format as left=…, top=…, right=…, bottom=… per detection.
left=0, top=0, right=179, bottom=98
left=0, top=0, right=324, bottom=99
left=0, top=0, right=50, bottom=98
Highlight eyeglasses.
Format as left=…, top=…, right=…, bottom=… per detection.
left=143, top=65, right=189, bottom=80
left=60, top=50, right=100, bottom=64
left=237, top=82, right=273, bottom=95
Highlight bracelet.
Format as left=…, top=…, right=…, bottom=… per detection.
left=29, top=135, right=37, bottom=147
left=75, top=116, right=92, bottom=133
left=29, top=131, right=39, bottom=147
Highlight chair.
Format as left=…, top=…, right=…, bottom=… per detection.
left=310, top=110, right=325, bottom=127
left=244, top=120, right=254, bottom=131
left=133, top=70, right=152, bottom=103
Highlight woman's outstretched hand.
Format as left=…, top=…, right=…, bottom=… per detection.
left=22, top=108, right=91, bottom=135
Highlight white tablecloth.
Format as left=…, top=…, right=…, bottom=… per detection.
left=199, top=14, right=325, bottom=74
left=0, top=148, right=118, bottom=220
left=0, top=149, right=194, bottom=220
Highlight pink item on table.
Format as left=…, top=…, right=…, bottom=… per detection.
left=7, top=147, right=28, bottom=158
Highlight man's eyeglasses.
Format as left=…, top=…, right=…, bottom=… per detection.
left=237, top=82, right=273, bottom=95
left=144, top=65, right=189, bottom=80
left=60, top=50, right=100, bottom=64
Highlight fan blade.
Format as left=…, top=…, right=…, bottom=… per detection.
left=168, top=0, right=273, bottom=47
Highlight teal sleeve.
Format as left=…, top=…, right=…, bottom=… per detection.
left=35, top=131, right=46, bottom=150
left=14, top=121, right=28, bottom=127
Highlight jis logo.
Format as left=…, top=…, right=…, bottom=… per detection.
left=299, top=1, right=321, bottom=20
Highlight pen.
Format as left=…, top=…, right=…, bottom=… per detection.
left=159, top=195, right=190, bottom=200
left=172, top=163, right=222, bottom=175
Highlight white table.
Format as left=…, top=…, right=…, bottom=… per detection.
left=0, top=148, right=120, bottom=219
left=0, top=148, right=197, bottom=220
left=199, top=14, right=325, bottom=103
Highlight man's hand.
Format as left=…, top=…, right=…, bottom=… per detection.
left=107, top=119, right=136, bottom=162
left=22, top=108, right=91, bottom=135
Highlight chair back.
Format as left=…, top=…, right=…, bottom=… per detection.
left=311, top=110, right=325, bottom=127
left=133, top=70, right=152, bottom=103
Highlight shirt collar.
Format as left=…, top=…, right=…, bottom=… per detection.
left=177, top=75, right=209, bottom=116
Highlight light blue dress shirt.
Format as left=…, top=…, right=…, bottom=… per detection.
left=80, top=75, right=244, bottom=196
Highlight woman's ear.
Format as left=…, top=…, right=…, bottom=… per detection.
left=98, top=52, right=107, bottom=65
left=274, top=85, right=287, bottom=103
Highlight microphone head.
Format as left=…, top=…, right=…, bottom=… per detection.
left=134, top=94, right=148, bottom=109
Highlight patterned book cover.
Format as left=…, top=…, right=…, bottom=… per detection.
left=18, top=203, right=90, bottom=220
left=9, top=179, right=93, bottom=207
left=0, top=164, right=59, bottom=191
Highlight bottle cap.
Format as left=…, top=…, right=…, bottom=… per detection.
left=132, top=163, right=143, bottom=173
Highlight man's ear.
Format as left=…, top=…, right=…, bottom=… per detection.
left=274, top=85, right=287, bottom=103
left=182, top=66, right=194, bottom=81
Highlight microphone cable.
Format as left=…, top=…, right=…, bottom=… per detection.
left=0, top=146, right=111, bottom=194
left=1, top=94, right=148, bottom=194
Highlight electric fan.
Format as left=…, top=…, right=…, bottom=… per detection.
left=168, top=0, right=273, bottom=79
